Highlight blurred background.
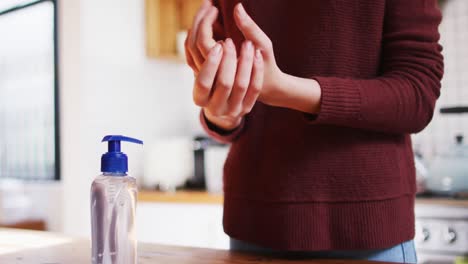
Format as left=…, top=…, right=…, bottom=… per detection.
left=0, top=0, right=468, bottom=263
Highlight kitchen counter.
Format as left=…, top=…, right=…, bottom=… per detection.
left=139, top=190, right=468, bottom=207
left=416, top=197, right=468, bottom=207
left=0, top=219, right=46, bottom=231
left=139, top=190, right=223, bottom=204
left=0, top=228, right=387, bottom=264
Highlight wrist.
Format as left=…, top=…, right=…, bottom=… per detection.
left=203, top=109, right=243, bottom=131
left=259, top=69, right=289, bottom=107
left=275, top=73, right=322, bottom=114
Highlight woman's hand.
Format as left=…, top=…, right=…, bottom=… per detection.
left=184, top=0, right=220, bottom=73
left=233, top=3, right=284, bottom=106
left=193, top=39, right=264, bottom=131
left=187, top=1, right=320, bottom=130
left=233, top=3, right=322, bottom=114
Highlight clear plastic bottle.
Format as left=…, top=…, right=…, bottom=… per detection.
left=91, top=135, right=143, bottom=264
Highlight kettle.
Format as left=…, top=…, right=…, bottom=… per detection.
left=426, top=106, right=468, bottom=197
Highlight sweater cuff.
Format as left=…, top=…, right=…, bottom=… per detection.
left=305, top=76, right=363, bottom=126
left=199, top=110, right=244, bottom=143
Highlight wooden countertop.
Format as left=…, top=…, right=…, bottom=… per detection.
left=0, top=219, right=46, bottom=231
left=0, top=228, right=386, bottom=264
left=139, top=190, right=468, bottom=208
left=139, top=190, right=223, bottom=204
left=415, top=197, right=468, bottom=207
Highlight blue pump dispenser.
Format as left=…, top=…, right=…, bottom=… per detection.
left=101, top=135, right=143, bottom=174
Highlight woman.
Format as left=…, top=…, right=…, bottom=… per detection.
left=184, top=0, right=444, bottom=262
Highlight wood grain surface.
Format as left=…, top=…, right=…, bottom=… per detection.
left=0, top=228, right=389, bottom=264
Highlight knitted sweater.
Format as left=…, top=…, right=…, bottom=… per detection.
left=201, top=0, right=444, bottom=250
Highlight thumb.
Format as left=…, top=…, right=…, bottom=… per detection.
left=233, top=3, right=274, bottom=60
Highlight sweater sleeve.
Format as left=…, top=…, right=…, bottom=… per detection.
left=308, top=0, right=444, bottom=134
left=199, top=110, right=245, bottom=143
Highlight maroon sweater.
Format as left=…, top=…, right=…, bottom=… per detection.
left=201, top=0, right=444, bottom=250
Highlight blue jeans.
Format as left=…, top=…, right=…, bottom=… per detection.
left=230, top=239, right=417, bottom=263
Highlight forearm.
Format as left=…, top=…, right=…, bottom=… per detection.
left=268, top=72, right=322, bottom=114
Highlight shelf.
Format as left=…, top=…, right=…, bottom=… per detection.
left=139, top=190, right=223, bottom=204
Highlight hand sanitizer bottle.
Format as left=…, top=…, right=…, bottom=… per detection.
left=91, top=135, right=143, bottom=264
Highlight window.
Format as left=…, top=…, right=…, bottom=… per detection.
left=0, top=0, right=60, bottom=181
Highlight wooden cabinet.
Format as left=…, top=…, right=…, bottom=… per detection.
left=145, top=0, right=204, bottom=59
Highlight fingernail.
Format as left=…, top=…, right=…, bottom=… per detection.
left=226, top=38, right=234, bottom=48
left=245, top=41, right=253, bottom=52
left=236, top=3, right=246, bottom=18
left=210, top=6, right=218, bottom=14
left=255, top=49, right=262, bottom=60
left=212, top=43, right=222, bottom=56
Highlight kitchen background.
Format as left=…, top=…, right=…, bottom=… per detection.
left=413, top=0, right=468, bottom=158
left=0, top=0, right=467, bottom=263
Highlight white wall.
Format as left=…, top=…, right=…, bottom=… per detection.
left=23, top=182, right=62, bottom=231
left=59, top=0, right=84, bottom=236
left=59, top=0, right=201, bottom=237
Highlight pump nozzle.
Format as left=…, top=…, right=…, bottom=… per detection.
left=101, top=135, right=143, bottom=174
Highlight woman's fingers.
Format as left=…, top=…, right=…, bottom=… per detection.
left=233, top=3, right=274, bottom=61
left=189, top=0, right=211, bottom=46
left=242, top=49, right=264, bottom=113
left=184, top=29, right=197, bottom=72
left=228, top=41, right=254, bottom=114
left=208, top=38, right=237, bottom=116
left=193, top=43, right=223, bottom=107
left=188, top=0, right=213, bottom=68
left=192, top=29, right=262, bottom=119
left=196, top=6, right=219, bottom=58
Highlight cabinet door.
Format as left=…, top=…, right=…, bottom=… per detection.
left=145, top=0, right=204, bottom=58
